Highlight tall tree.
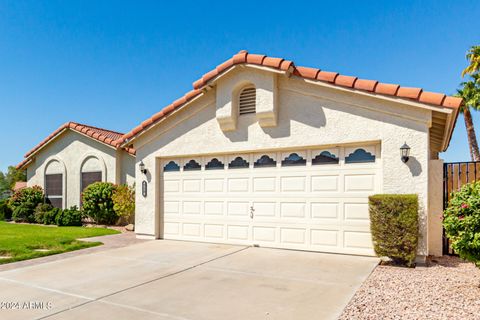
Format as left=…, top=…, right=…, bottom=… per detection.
left=456, top=74, right=480, bottom=161
left=0, top=166, right=26, bottom=195
left=462, top=45, right=480, bottom=77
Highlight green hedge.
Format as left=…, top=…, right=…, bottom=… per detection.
left=82, top=182, right=117, bottom=225
left=369, top=194, right=419, bottom=267
left=0, top=199, right=12, bottom=220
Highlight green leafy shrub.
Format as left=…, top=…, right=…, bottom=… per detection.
left=82, top=182, right=117, bottom=225
left=0, top=199, right=12, bottom=220
left=56, top=206, right=83, bottom=226
left=8, top=186, right=44, bottom=222
left=112, top=184, right=135, bottom=225
left=369, top=194, right=419, bottom=267
left=443, top=181, right=480, bottom=268
left=34, top=203, right=54, bottom=224
left=43, top=208, right=61, bottom=225
left=12, top=203, right=37, bottom=223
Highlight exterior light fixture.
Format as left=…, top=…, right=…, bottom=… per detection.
left=139, top=161, right=147, bottom=175
left=400, top=142, right=410, bottom=163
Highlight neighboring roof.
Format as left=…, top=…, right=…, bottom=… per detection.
left=13, top=181, right=27, bottom=191
left=116, top=50, right=462, bottom=146
left=17, top=122, right=135, bottom=169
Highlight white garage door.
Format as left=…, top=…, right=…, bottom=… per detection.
left=160, top=145, right=381, bottom=256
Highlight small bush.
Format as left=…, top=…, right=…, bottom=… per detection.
left=369, top=194, right=418, bottom=267
left=43, top=208, right=61, bottom=225
left=12, top=203, right=37, bottom=223
left=82, top=182, right=117, bottom=225
left=444, top=181, right=480, bottom=268
left=8, top=186, right=44, bottom=212
left=56, top=206, right=83, bottom=226
left=34, top=203, right=54, bottom=224
left=112, top=184, right=135, bottom=225
left=0, top=199, right=12, bottom=220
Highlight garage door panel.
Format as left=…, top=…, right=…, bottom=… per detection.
left=160, top=145, right=379, bottom=256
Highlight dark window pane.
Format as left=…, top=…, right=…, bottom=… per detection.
left=206, top=158, right=224, bottom=170
left=81, top=172, right=102, bottom=192
left=164, top=161, right=180, bottom=172
left=47, top=197, right=62, bottom=209
left=345, top=149, right=376, bottom=163
left=254, top=155, right=277, bottom=168
left=228, top=157, right=249, bottom=169
left=184, top=160, right=201, bottom=171
left=281, top=153, right=306, bottom=166
left=312, top=151, right=339, bottom=165
left=45, top=174, right=62, bottom=196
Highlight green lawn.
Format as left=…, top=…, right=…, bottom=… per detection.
left=0, top=221, right=119, bottom=264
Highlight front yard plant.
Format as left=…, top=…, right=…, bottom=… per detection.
left=112, top=184, right=135, bottom=224
left=0, top=199, right=12, bottom=220
left=0, top=221, right=119, bottom=264
left=443, top=181, right=480, bottom=268
left=8, top=186, right=44, bottom=222
left=369, top=194, right=418, bottom=267
left=82, top=182, right=118, bottom=225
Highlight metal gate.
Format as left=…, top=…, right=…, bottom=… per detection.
left=443, top=161, right=480, bottom=254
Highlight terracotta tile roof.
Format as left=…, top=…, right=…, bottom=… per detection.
left=17, top=122, right=135, bottom=169
left=13, top=181, right=27, bottom=191
left=116, top=50, right=462, bottom=146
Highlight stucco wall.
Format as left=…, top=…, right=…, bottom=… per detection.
left=133, top=68, right=433, bottom=256
left=25, top=130, right=128, bottom=208
left=428, top=159, right=444, bottom=256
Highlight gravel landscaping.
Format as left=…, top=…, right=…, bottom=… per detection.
left=340, top=256, right=480, bottom=319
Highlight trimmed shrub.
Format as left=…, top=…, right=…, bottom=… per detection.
left=444, top=181, right=480, bottom=268
left=82, top=182, right=117, bottom=225
left=43, top=208, right=61, bottom=225
left=34, top=203, right=54, bottom=224
left=12, top=203, right=37, bottom=223
left=369, top=194, right=418, bottom=267
left=8, top=186, right=44, bottom=212
left=0, top=199, right=12, bottom=220
left=112, top=184, right=135, bottom=225
left=56, top=206, right=83, bottom=226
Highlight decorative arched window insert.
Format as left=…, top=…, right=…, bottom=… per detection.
left=312, top=151, right=339, bottom=165
left=281, top=153, right=307, bottom=166
left=238, top=86, right=256, bottom=115
left=164, top=161, right=180, bottom=172
left=254, top=155, right=277, bottom=168
left=206, top=158, right=225, bottom=170
left=345, top=149, right=376, bottom=163
left=184, top=160, right=201, bottom=171
left=228, top=157, right=249, bottom=169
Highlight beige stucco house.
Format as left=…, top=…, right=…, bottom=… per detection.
left=114, top=50, right=460, bottom=259
left=17, top=122, right=135, bottom=209
left=17, top=50, right=462, bottom=260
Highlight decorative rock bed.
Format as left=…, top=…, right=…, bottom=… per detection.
left=340, top=256, right=480, bottom=319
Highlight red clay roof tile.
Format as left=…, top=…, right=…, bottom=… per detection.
left=354, top=79, right=378, bottom=92
left=442, top=96, right=463, bottom=108
left=375, top=83, right=400, bottom=96
left=419, top=91, right=446, bottom=106
left=294, top=66, right=320, bottom=80
left=246, top=54, right=266, bottom=65
left=397, top=87, right=422, bottom=100
left=335, top=75, right=358, bottom=88
left=317, top=71, right=338, bottom=83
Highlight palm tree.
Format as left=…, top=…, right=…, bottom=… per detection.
left=456, top=74, right=480, bottom=161
left=462, top=46, right=480, bottom=77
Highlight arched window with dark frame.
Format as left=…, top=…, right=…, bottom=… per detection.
left=228, top=157, right=249, bottom=169
left=281, top=153, right=306, bottom=166
left=312, top=151, right=339, bottom=165
left=345, top=148, right=376, bottom=163
left=206, top=158, right=225, bottom=170
left=164, top=161, right=180, bottom=172
left=184, top=159, right=201, bottom=171
left=254, top=155, right=277, bottom=168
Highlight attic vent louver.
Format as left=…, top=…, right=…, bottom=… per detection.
left=239, top=86, right=256, bottom=115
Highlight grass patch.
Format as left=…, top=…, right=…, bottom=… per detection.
left=0, top=221, right=119, bottom=264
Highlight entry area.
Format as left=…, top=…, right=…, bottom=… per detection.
left=160, top=145, right=381, bottom=255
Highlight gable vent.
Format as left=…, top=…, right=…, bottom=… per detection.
left=239, top=86, right=256, bottom=115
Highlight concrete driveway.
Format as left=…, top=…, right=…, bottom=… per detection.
left=0, top=240, right=378, bottom=320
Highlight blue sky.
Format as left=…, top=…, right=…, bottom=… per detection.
left=0, top=1, right=478, bottom=171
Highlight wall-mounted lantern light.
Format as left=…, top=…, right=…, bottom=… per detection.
left=400, top=142, right=410, bottom=163
left=139, top=161, right=147, bottom=175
